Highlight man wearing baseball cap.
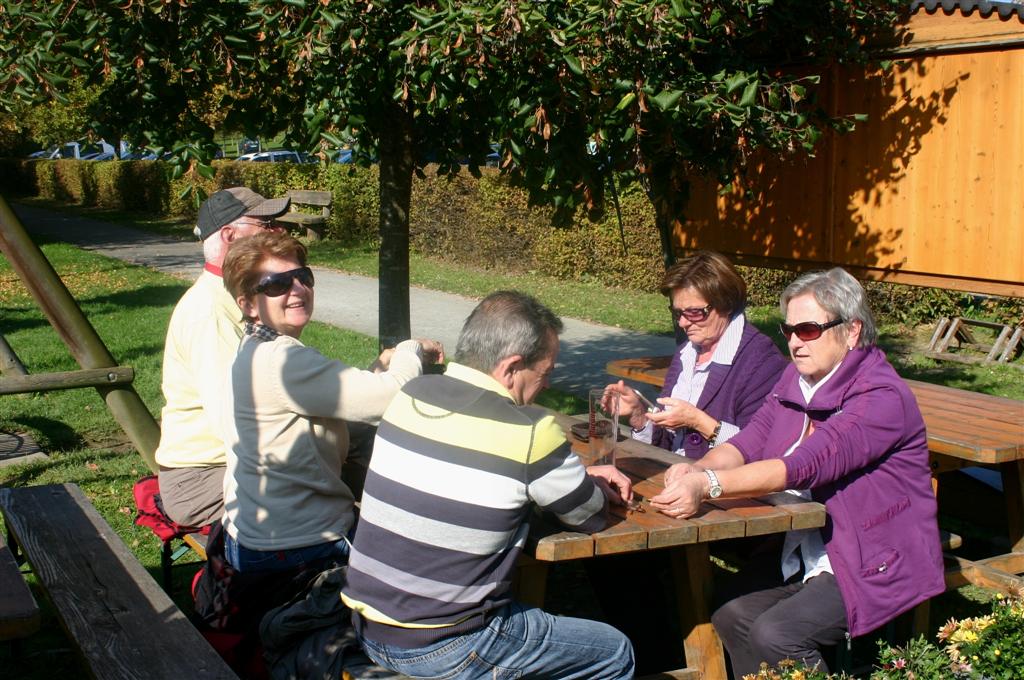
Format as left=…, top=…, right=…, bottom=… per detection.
left=156, top=187, right=290, bottom=528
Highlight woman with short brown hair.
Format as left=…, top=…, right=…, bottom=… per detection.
left=607, top=250, right=787, bottom=460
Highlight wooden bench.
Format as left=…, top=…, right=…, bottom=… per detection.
left=0, top=483, right=237, bottom=679
left=276, top=189, right=332, bottom=240
left=0, top=531, right=39, bottom=644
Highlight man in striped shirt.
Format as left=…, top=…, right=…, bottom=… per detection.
left=342, top=291, right=635, bottom=679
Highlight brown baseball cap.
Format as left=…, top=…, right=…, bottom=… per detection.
left=194, top=187, right=290, bottom=240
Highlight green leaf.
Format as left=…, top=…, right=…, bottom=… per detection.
left=408, top=9, right=434, bottom=25
left=321, top=11, right=341, bottom=29
left=739, top=81, right=758, bottom=108
left=197, top=163, right=215, bottom=179
left=725, top=73, right=747, bottom=94
left=563, top=53, right=583, bottom=76
left=614, top=92, right=636, bottom=111
left=651, top=90, right=683, bottom=111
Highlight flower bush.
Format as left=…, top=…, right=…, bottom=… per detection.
left=748, top=595, right=1024, bottom=680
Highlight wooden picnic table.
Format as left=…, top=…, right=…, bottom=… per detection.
left=606, top=355, right=1024, bottom=591
left=519, top=411, right=827, bottom=680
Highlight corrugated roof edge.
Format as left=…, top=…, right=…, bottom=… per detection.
left=910, top=0, right=1024, bottom=20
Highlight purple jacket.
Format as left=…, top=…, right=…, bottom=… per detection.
left=729, top=346, right=945, bottom=637
left=652, top=320, right=787, bottom=460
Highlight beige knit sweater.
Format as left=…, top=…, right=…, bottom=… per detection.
left=222, top=335, right=423, bottom=551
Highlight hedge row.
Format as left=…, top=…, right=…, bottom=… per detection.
left=2, top=157, right=1020, bottom=327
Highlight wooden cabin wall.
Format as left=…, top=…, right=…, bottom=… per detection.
left=676, top=11, right=1024, bottom=297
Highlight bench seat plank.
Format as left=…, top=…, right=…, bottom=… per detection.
left=0, top=483, right=236, bottom=680
left=0, top=531, right=39, bottom=641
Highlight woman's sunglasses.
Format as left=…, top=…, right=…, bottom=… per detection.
left=779, top=318, right=844, bottom=341
left=255, top=267, right=315, bottom=297
left=669, top=303, right=712, bottom=323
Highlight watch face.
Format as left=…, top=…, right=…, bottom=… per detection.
left=705, top=469, right=723, bottom=498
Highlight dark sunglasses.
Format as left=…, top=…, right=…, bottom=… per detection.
left=669, top=303, right=712, bottom=323
left=255, top=266, right=315, bottom=297
left=779, top=318, right=844, bottom=341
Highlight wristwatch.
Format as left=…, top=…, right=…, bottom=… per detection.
left=704, top=469, right=723, bottom=499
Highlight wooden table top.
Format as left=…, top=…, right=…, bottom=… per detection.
left=527, top=412, right=827, bottom=562
left=606, top=356, right=1024, bottom=466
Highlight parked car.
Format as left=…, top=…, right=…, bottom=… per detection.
left=27, top=147, right=57, bottom=159
left=485, top=143, right=501, bottom=168
left=34, top=140, right=118, bottom=160
left=81, top=151, right=116, bottom=161
left=235, top=150, right=302, bottom=163
left=237, top=138, right=261, bottom=155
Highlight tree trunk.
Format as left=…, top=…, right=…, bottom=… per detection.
left=376, top=102, right=415, bottom=349
left=646, top=165, right=690, bottom=344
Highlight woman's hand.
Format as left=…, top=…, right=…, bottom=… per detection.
left=369, top=348, right=395, bottom=373
left=664, top=461, right=701, bottom=487
left=648, top=397, right=717, bottom=437
left=587, top=464, right=633, bottom=506
left=649, top=472, right=708, bottom=519
left=604, top=381, right=647, bottom=430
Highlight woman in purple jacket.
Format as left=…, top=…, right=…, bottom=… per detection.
left=651, top=267, right=944, bottom=677
left=600, top=252, right=787, bottom=673
left=608, top=251, right=787, bottom=461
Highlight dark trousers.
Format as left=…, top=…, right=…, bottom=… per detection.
left=712, top=571, right=848, bottom=678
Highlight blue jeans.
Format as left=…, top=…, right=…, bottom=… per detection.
left=359, top=601, right=634, bottom=679
left=224, top=532, right=350, bottom=573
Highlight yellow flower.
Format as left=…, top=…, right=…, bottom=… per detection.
left=974, top=615, right=994, bottom=631
left=950, top=629, right=979, bottom=644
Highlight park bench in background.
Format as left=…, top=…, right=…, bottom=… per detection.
left=927, top=316, right=1023, bottom=365
left=276, top=190, right=332, bottom=240
left=0, top=483, right=237, bottom=680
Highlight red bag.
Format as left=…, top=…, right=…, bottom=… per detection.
left=132, top=474, right=210, bottom=541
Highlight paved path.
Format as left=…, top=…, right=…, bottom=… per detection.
left=12, top=203, right=676, bottom=398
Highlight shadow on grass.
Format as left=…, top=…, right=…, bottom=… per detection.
left=3, top=417, right=84, bottom=459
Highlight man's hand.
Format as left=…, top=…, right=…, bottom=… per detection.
left=587, top=465, right=633, bottom=506
left=649, top=471, right=708, bottom=519
left=416, top=339, right=445, bottom=366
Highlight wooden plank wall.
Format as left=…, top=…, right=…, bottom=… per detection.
left=676, top=9, right=1024, bottom=297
